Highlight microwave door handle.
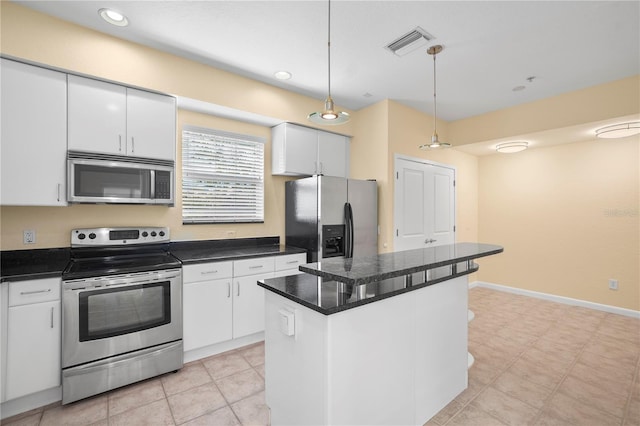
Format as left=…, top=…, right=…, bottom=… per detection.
left=150, top=170, right=156, bottom=199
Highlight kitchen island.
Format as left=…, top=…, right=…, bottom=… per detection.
left=258, top=243, right=503, bottom=426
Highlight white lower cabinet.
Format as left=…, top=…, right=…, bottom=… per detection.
left=182, top=261, right=233, bottom=351
left=182, top=253, right=306, bottom=354
left=232, top=257, right=275, bottom=339
left=2, top=278, right=61, bottom=402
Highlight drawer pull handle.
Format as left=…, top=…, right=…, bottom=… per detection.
left=227, top=282, right=231, bottom=298
left=50, top=306, right=54, bottom=329
left=286, top=260, right=299, bottom=264
left=20, top=289, right=52, bottom=296
left=201, top=270, right=218, bottom=275
left=249, top=265, right=263, bottom=269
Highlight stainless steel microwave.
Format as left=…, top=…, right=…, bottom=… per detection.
left=67, top=151, right=174, bottom=205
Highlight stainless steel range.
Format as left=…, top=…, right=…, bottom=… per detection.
left=61, top=227, right=183, bottom=404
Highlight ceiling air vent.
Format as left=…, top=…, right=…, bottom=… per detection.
left=385, top=27, right=434, bottom=57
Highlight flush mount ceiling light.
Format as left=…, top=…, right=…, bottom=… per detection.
left=308, top=0, right=350, bottom=126
left=419, top=45, right=450, bottom=150
left=496, top=141, right=528, bottom=154
left=595, top=121, right=640, bottom=139
left=99, top=8, right=129, bottom=26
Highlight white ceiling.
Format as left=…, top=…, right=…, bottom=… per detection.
left=12, top=0, right=640, bottom=153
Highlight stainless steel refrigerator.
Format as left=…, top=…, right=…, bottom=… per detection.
left=285, top=176, right=378, bottom=262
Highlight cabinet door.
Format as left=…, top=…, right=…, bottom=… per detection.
left=5, top=300, right=60, bottom=400
left=1, top=59, right=67, bottom=206
left=126, top=88, right=176, bottom=161
left=318, top=131, right=349, bottom=178
left=68, top=75, right=127, bottom=155
left=233, top=272, right=273, bottom=338
left=183, top=279, right=233, bottom=351
left=283, top=124, right=318, bottom=175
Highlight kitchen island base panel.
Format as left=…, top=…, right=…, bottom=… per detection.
left=265, top=275, right=468, bottom=426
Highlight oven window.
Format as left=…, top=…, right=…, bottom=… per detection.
left=79, top=282, right=171, bottom=341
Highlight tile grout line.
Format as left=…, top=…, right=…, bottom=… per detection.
left=441, top=298, right=547, bottom=425
left=530, top=311, right=614, bottom=426
left=621, top=350, right=640, bottom=426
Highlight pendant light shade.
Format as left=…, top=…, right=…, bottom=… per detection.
left=419, top=45, right=450, bottom=149
left=308, top=0, right=350, bottom=125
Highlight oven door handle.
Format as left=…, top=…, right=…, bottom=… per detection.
left=63, top=341, right=182, bottom=377
left=64, top=269, right=181, bottom=290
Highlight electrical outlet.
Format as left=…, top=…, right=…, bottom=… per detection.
left=23, top=229, right=36, bottom=244
left=608, top=279, right=618, bottom=290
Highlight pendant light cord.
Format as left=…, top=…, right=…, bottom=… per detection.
left=432, top=51, right=437, bottom=135
left=327, top=0, right=332, bottom=99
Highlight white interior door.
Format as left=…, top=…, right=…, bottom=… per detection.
left=394, top=156, right=455, bottom=252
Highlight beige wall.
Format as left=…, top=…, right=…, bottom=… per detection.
left=386, top=101, right=479, bottom=247
left=477, top=137, right=640, bottom=310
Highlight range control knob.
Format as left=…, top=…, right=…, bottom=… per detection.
left=151, top=231, right=157, bottom=237
left=159, top=231, right=165, bottom=237
left=142, top=231, right=149, bottom=238
left=77, top=233, right=86, bottom=240
left=89, top=233, right=97, bottom=240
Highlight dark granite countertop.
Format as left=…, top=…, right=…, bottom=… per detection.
left=299, top=242, right=503, bottom=286
left=1, top=237, right=307, bottom=282
left=170, top=237, right=306, bottom=265
left=259, top=260, right=481, bottom=315
left=0, top=248, right=71, bottom=282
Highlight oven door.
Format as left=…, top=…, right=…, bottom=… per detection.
left=62, top=269, right=182, bottom=368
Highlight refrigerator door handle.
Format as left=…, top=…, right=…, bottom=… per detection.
left=345, top=202, right=355, bottom=258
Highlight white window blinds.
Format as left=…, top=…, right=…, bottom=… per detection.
left=182, top=126, right=265, bottom=224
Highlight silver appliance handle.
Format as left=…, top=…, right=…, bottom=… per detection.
left=150, top=169, right=156, bottom=199
left=64, top=269, right=181, bottom=291
left=20, top=288, right=52, bottom=296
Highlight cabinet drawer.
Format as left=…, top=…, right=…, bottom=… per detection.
left=183, top=261, right=233, bottom=283
left=8, top=278, right=60, bottom=306
left=275, top=253, right=307, bottom=271
left=233, top=257, right=275, bottom=277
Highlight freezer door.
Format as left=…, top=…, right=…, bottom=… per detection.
left=347, top=179, right=378, bottom=257
left=319, top=176, right=348, bottom=226
left=285, top=177, right=319, bottom=262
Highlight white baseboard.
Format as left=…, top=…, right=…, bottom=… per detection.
left=469, top=281, right=640, bottom=319
left=1, top=387, right=61, bottom=420
left=184, top=332, right=264, bottom=364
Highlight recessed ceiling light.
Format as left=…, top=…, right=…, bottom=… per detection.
left=274, top=71, right=292, bottom=80
left=496, top=141, right=529, bottom=153
left=595, top=121, right=640, bottom=139
left=99, top=8, right=129, bottom=27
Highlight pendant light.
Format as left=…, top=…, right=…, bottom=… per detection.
left=308, top=0, right=350, bottom=125
left=419, top=45, right=450, bottom=149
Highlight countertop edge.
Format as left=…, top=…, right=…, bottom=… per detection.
left=299, top=243, right=503, bottom=285
left=258, top=263, right=481, bottom=315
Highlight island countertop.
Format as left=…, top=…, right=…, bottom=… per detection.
left=299, top=242, right=503, bottom=286
left=259, top=242, right=503, bottom=315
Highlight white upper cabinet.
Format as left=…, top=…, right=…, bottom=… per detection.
left=272, top=122, right=349, bottom=177
left=68, top=75, right=176, bottom=161
left=126, top=88, right=177, bottom=160
left=317, top=131, right=348, bottom=178
left=1, top=59, right=67, bottom=206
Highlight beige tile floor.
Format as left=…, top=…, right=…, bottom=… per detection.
left=3, top=286, right=639, bottom=426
